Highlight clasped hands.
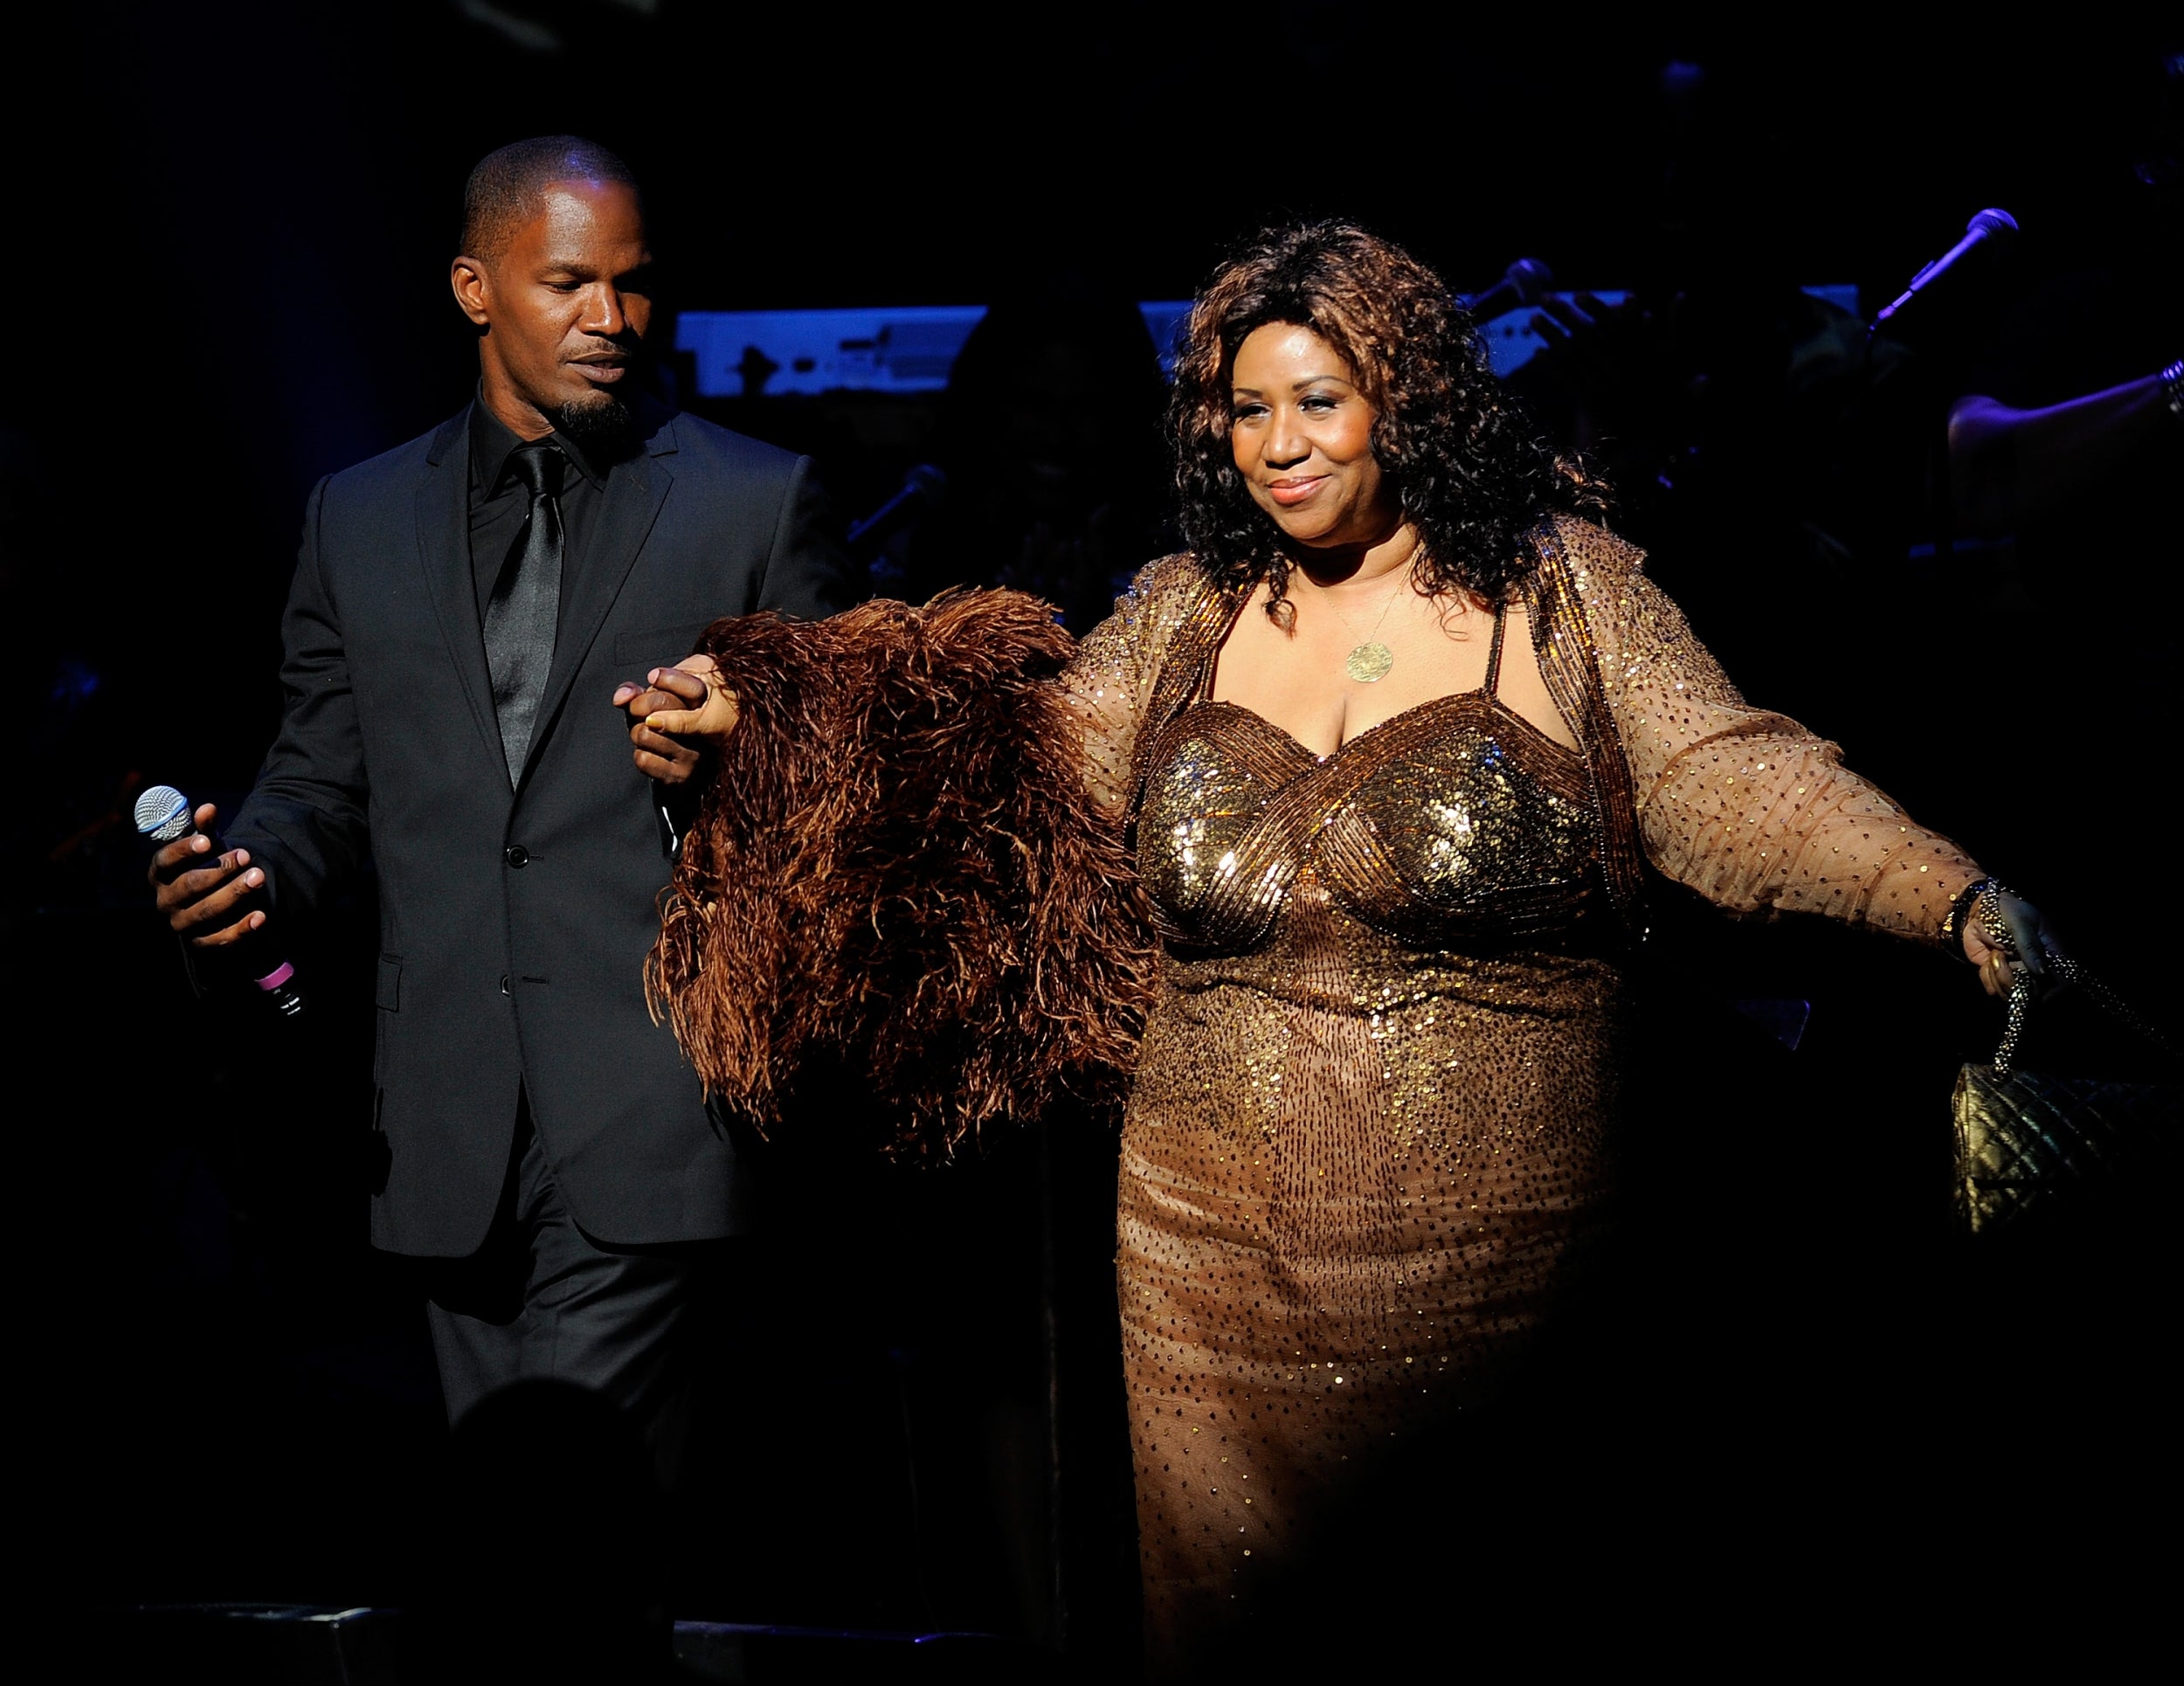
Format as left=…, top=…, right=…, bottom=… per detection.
left=612, top=653, right=740, bottom=786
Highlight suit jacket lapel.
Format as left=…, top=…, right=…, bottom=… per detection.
left=516, top=412, right=678, bottom=788
left=415, top=409, right=508, bottom=782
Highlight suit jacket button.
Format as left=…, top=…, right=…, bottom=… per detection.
left=504, top=845, right=529, bottom=868
left=500, top=974, right=511, bottom=996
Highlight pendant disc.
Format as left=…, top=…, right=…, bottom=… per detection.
left=1344, top=641, right=1394, bottom=683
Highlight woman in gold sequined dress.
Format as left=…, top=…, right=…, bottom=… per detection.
left=634, top=222, right=2054, bottom=1671
left=1060, top=223, right=2055, bottom=1668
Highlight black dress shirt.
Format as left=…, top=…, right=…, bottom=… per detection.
left=467, top=397, right=610, bottom=630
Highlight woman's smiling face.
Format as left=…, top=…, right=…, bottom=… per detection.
left=1227, top=322, right=1400, bottom=552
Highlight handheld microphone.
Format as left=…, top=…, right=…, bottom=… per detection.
left=135, top=784, right=306, bottom=1018
left=1870, top=208, right=2019, bottom=330
left=1460, top=258, right=1555, bottom=321
left=847, top=463, right=947, bottom=556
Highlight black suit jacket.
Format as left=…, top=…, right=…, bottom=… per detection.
left=231, top=399, right=852, bottom=1256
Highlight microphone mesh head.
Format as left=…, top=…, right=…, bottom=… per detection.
left=134, top=785, right=194, bottom=841
left=1969, top=208, right=2020, bottom=241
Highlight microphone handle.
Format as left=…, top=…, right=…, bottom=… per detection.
left=847, top=482, right=920, bottom=550
left=1874, top=222, right=2009, bottom=328
left=1905, top=225, right=1992, bottom=292
left=190, top=822, right=306, bottom=1017
left=1461, top=278, right=1522, bottom=319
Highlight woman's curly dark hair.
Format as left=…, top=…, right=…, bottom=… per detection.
left=1168, top=220, right=1606, bottom=618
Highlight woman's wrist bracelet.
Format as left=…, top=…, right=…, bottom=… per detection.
left=1943, top=877, right=1993, bottom=957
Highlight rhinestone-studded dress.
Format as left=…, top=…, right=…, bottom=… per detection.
left=1062, top=518, right=1980, bottom=1664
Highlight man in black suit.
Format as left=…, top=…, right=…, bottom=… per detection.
left=148, top=136, right=850, bottom=1463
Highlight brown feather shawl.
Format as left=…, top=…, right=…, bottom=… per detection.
left=646, top=588, right=1158, bottom=1159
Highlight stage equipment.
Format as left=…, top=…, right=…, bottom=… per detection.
left=135, top=784, right=306, bottom=1016
left=676, top=283, right=1863, bottom=395
left=847, top=463, right=947, bottom=556
left=104, top=1606, right=1033, bottom=1683
left=1870, top=208, right=2019, bottom=332
left=676, top=303, right=1197, bottom=397
left=1459, top=257, right=1555, bottom=321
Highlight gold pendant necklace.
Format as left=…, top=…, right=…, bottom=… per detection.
left=1344, top=639, right=1394, bottom=684
left=1328, top=570, right=1409, bottom=684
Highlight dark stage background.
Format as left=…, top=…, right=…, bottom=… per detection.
left=14, top=4, right=2180, bottom=1673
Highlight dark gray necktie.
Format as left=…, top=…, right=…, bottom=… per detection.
left=483, top=440, right=564, bottom=784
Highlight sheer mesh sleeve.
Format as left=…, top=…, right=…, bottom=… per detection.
left=1558, top=519, right=1981, bottom=945
left=1061, top=554, right=1211, bottom=816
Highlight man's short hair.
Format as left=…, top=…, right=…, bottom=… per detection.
left=460, top=136, right=639, bottom=261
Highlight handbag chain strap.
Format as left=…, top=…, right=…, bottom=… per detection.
left=1980, top=881, right=2182, bottom=1079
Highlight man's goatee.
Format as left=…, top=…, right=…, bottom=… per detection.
left=556, top=391, right=635, bottom=448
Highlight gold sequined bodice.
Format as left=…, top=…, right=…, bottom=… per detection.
left=1135, top=633, right=1599, bottom=954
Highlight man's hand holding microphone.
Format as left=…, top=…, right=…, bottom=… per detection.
left=140, top=789, right=304, bottom=1015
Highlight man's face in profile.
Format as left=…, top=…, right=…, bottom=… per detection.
left=459, top=177, right=654, bottom=441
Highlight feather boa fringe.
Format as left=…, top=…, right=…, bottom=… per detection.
left=646, top=589, right=1157, bottom=1158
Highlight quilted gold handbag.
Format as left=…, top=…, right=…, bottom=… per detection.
left=1951, top=933, right=2181, bottom=1237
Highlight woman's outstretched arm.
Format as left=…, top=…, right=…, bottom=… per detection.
left=1558, top=518, right=2055, bottom=992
